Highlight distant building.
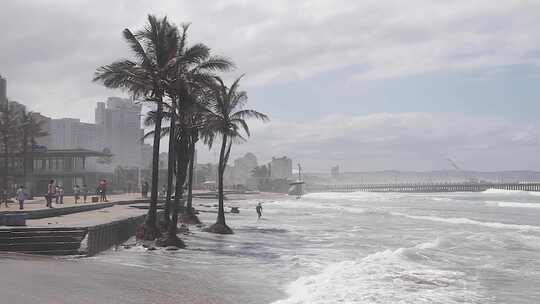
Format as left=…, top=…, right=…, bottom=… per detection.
left=47, top=118, right=99, bottom=150
left=331, top=165, right=340, bottom=178
left=228, top=152, right=258, bottom=185
left=2, top=148, right=113, bottom=195
left=36, top=97, right=147, bottom=172
left=141, top=144, right=153, bottom=169
left=270, top=156, right=292, bottom=179
left=95, top=97, right=145, bottom=168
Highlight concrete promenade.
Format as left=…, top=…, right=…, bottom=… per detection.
left=0, top=193, right=143, bottom=213
left=0, top=193, right=150, bottom=255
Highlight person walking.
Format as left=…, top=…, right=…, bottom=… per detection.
left=256, top=202, right=263, bottom=219
left=1, top=188, right=7, bottom=208
left=58, top=185, right=64, bottom=204
left=16, top=185, right=26, bottom=210
left=99, top=179, right=108, bottom=202
left=160, top=185, right=167, bottom=199
left=82, top=184, right=88, bottom=203
left=55, top=185, right=60, bottom=204
left=46, top=180, right=55, bottom=208
left=142, top=181, right=149, bottom=198
left=73, top=184, right=80, bottom=204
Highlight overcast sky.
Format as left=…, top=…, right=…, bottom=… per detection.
left=1, top=0, right=540, bottom=172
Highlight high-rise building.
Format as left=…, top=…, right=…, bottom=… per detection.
left=48, top=118, right=99, bottom=150
left=228, top=152, right=258, bottom=185
left=0, top=75, right=7, bottom=109
left=270, top=156, right=293, bottom=179
left=38, top=97, right=147, bottom=171
left=95, top=97, right=144, bottom=168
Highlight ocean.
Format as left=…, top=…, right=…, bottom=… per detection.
left=93, top=189, right=540, bottom=303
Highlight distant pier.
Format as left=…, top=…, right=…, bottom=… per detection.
left=306, top=182, right=540, bottom=193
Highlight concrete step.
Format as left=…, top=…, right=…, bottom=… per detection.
left=0, top=241, right=82, bottom=252
left=0, top=227, right=87, bottom=255
left=16, top=249, right=82, bottom=256
left=0, top=230, right=86, bottom=237
left=0, top=235, right=85, bottom=243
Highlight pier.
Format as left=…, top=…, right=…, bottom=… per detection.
left=306, top=182, right=540, bottom=193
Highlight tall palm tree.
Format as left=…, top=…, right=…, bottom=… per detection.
left=204, top=76, right=269, bottom=234
left=162, top=23, right=233, bottom=234
left=19, top=111, right=47, bottom=190
left=0, top=104, right=20, bottom=190
left=94, top=15, right=179, bottom=240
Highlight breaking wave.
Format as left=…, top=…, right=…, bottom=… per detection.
left=392, top=212, right=540, bottom=231
left=272, top=239, right=489, bottom=304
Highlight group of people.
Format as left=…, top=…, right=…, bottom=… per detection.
left=0, top=179, right=110, bottom=210
left=45, top=180, right=106, bottom=208
left=0, top=185, right=28, bottom=210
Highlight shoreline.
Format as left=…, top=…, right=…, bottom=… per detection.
left=0, top=192, right=290, bottom=304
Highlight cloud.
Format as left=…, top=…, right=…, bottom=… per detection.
left=1, top=0, right=540, bottom=121
left=203, top=112, right=540, bottom=172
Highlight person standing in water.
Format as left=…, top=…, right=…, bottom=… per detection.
left=256, top=202, right=263, bottom=219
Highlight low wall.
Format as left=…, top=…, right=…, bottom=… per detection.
left=84, top=211, right=162, bottom=256
left=85, top=215, right=146, bottom=256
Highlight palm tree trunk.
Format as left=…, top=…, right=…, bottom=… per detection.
left=186, top=139, right=195, bottom=214
left=22, top=131, right=28, bottom=187
left=217, top=134, right=227, bottom=225
left=163, top=109, right=176, bottom=229
left=2, top=140, right=8, bottom=190
left=203, top=133, right=233, bottom=234
left=138, top=95, right=163, bottom=241
left=159, top=135, right=188, bottom=248
left=181, top=137, right=201, bottom=225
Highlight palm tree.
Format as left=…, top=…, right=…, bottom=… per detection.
left=94, top=15, right=179, bottom=240
left=19, top=111, right=48, bottom=191
left=0, top=104, right=20, bottom=190
left=162, top=23, right=233, bottom=235
left=183, top=124, right=201, bottom=224
left=204, top=76, right=269, bottom=234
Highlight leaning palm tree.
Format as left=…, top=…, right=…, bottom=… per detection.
left=203, top=76, right=269, bottom=234
left=161, top=23, right=233, bottom=233
left=94, top=15, right=179, bottom=240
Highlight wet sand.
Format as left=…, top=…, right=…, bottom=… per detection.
left=0, top=253, right=233, bottom=304
left=0, top=192, right=286, bottom=304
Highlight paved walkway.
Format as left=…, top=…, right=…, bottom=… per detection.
left=24, top=204, right=148, bottom=228
left=0, top=193, right=145, bottom=212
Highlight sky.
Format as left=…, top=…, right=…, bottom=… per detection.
left=1, top=0, right=540, bottom=172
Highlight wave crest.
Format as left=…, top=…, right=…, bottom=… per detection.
left=272, top=240, right=488, bottom=304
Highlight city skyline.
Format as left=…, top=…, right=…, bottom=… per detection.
left=1, top=1, right=540, bottom=171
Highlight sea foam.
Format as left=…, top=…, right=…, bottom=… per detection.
left=272, top=240, right=487, bottom=304
left=392, top=212, right=540, bottom=231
